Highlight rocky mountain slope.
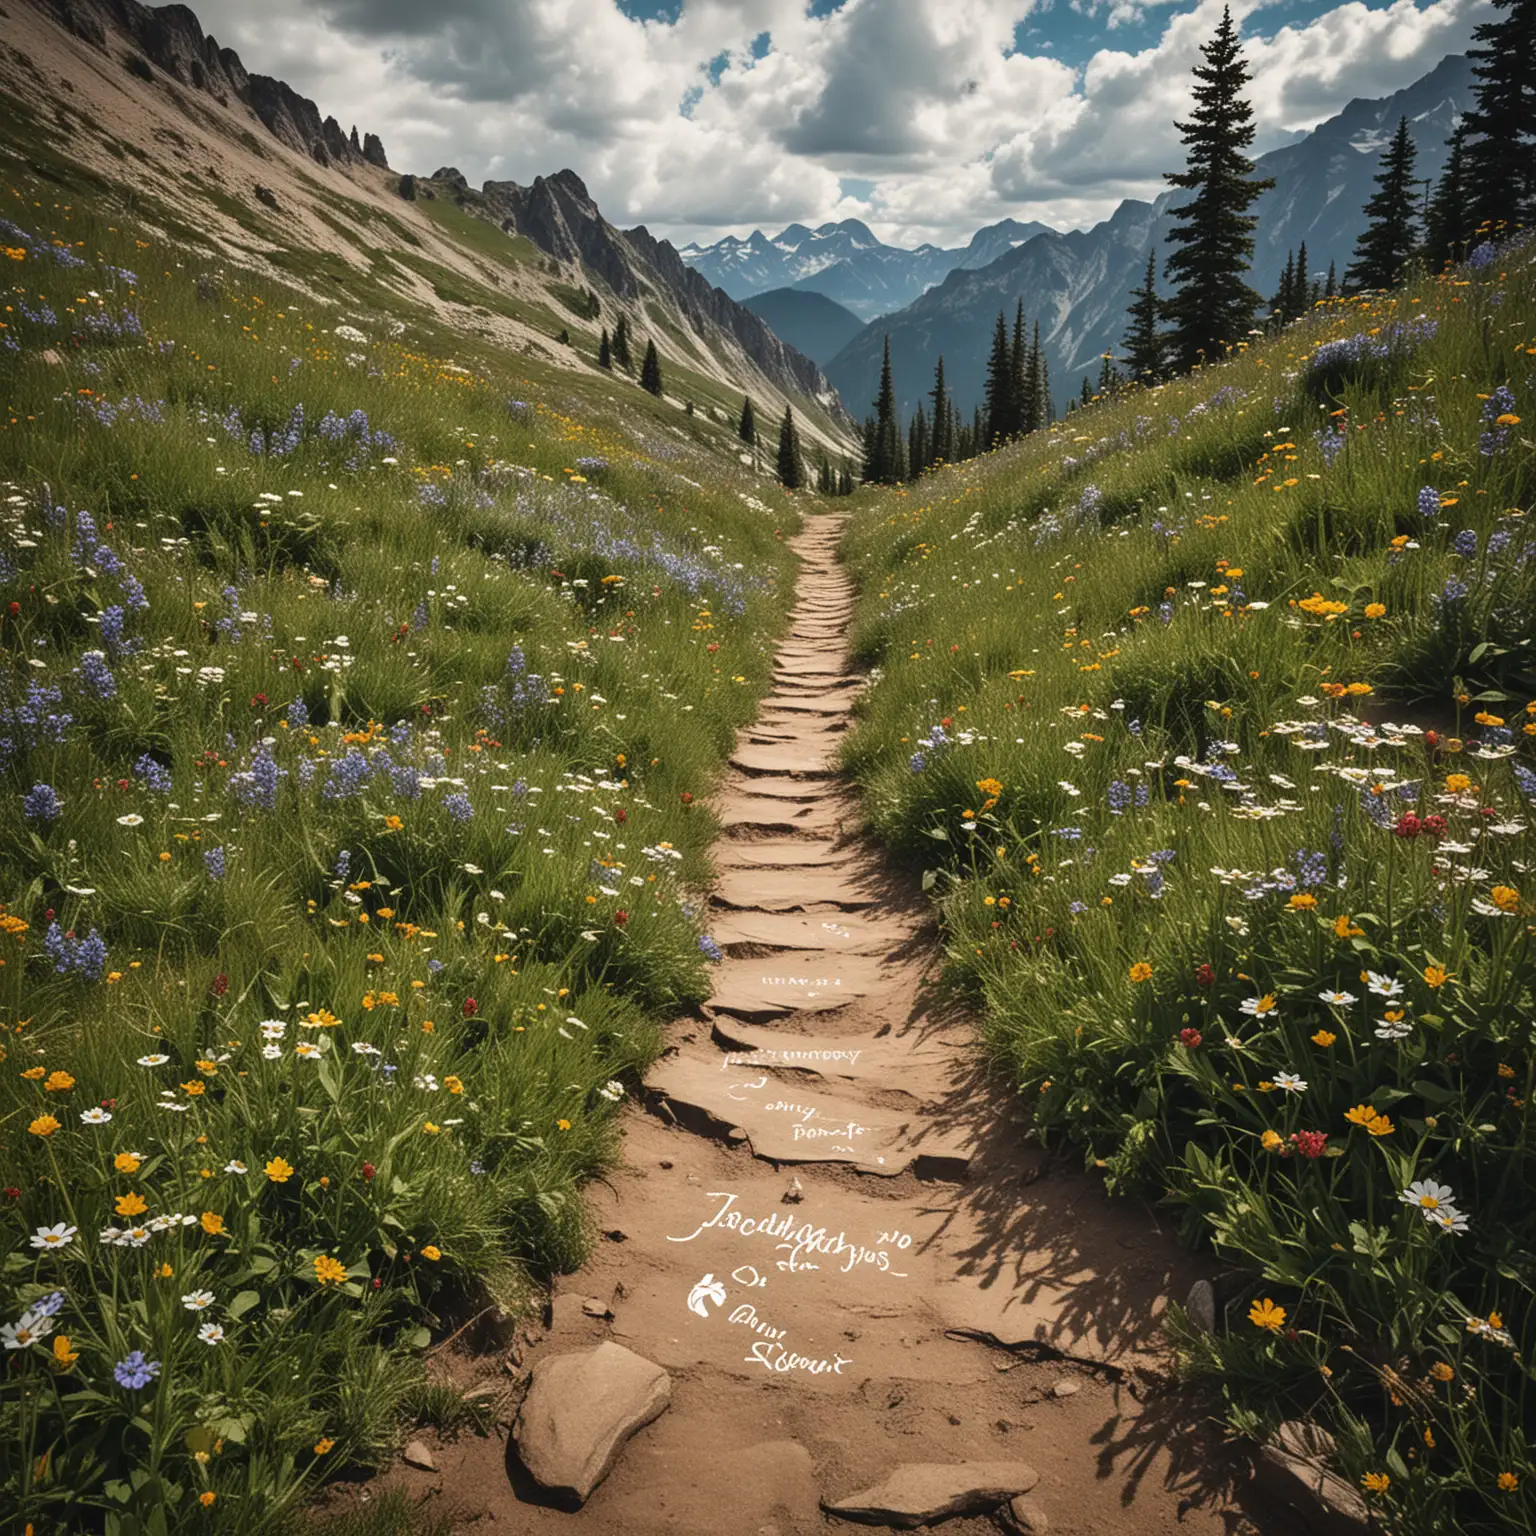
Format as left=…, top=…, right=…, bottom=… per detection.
left=740, top=288, right=865, bottom=368
left=825, top=51, right=1474, bottom=421
left=681, top=217, right=1054, bottom=321
left=5, top=0, right=852, bottom=449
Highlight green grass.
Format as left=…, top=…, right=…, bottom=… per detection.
left=839, top=253, right=1536, bottom=1533
left=0, top=169, right=804, bottom=1535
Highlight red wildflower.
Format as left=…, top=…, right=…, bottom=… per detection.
left=1421, top=815, right=1447, bottom=840
left=1194, top=963, right=1216, bottom=988
left=1291, top=1130, right=1329, bottom=1159
left=614, top=809, right=627, bottom=824
left=210, top=973, right=228, bottom=997
left=1179, top=1028, right=1203, bottom=1049
left=462, top=998, right=478, bottom=1017
left=1394, top=813, right=1421, bottom=839
left=361, top=1163, right=376, bottom=1181
left=614, top=910, right=628, bottom=927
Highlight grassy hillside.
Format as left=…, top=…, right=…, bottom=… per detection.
left=0, top=161, right=806, bottom=1532
left=840, top=245, right=1536, bottom=1533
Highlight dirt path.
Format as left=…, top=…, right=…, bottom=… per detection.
left=389, top=516, right=1278, bottom=1535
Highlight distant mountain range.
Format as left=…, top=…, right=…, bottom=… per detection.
left=824, top=52, right=1474, bottom=423
left=680, top=218, right=1054, bottom=322
left=741, top=289, right=865, bottom=368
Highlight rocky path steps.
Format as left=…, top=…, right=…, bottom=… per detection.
left=389, top=518, right=1284, bottom=1535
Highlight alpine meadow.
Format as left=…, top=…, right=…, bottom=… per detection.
left=3, top=0, right=1536, bottom=1534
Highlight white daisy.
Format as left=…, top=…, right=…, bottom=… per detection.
left=224, top=1160, right=247, bottom=1174
left=1366, top=972, right=1403, bottom=998
left=30, top=1223, right=77, bottom=1251
left=197, top=1322, right=226, bottom=1345
left=1426, top=1207, right=1470, bottom=1236
left=79, top=1107, right=112, bottom=1124
left=1317, top=990, right=1357, bottom=1006
left=259, top=1020, right=287, bottom=1040
left=116, top=813, right=145, bottom=826
left=1399, top=1179, right=1457, bottom=1214
left=261, top=1044, right=282, bottom=1060
left=1239, top=994, right=1280, bottom=1017
left=1375, top=1019, right=1413, bottom=1040
left=181, top=1290, right=215, bottom=1311
left=1274, top=1071, right=1308, bottom=1093
left=350, top=1042, right=381, bottom=1056
left=137, top=1053, right=170, bottom=1067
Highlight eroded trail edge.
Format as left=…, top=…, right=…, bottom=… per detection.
left=429, top=518, right=1271, bottom=1535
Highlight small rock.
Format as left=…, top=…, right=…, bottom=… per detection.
left=1002, top=1497, right=1049, bottom=1534
left=401, top=1439, right=436, bottom=1471
left=1048, top=1379, right=1080, bottom=1398
left=1185, top=1279, right=1216, bottom=1335
left=727, top=1126, right=750, bottom=1144
left=253, top=185, right=280, bottom=211
left=602, top=1228, right=628, bottom=1243
left=513, top=1341, right=671, bottom=1506
left=823, top=1462, right=1039, bottom=1529
left=782, top=1177, right=804, bottom=1204
left=1254, top=1421, right=1370, bottom=1532
left=659, top=1159, right=673, bottom=1169
left=581, top=1298, right=614, bottom=1320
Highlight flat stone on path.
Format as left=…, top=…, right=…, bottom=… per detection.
left=513, top=1341, right=671, bottom=1505
left=823, top=1462, right=1040, bottom=1527
left=712, top=867, right=877, bottom=911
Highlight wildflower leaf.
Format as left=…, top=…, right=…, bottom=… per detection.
left=227, top=1290, right=261, bottom=1320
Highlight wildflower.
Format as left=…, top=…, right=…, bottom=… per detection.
left=1364, top=603, right=1386, bottom=619
left=1274, top=1071, right=1307, bottom=1093
left=22, top=783, right=61, bottom=821
left=1128, top=962, right=1153, bottom=983
left=1400, top=1179, right=1457, bottom=1215
left=181, top=1290, right=214, bottom=1311
left=115, top=1152, right=142, bottom=1173
left=444, top=1075, right=463, bottom=1094
left=556, top=1117, right=572, bottom=1131
left=1318, top=990, right=1356, bottom=1007
left=1491, top=885, right=1522, bottom=913
left=1346, top=1104, right=1384, bottom=1127
left=1367, top=1115, right=1396, bottom=1137
left=43, top=1070, right=75, bottom=1093
left=28, top=1115, right=61, bottom=1138
left=1311, top=1030, right=1337, bottom=1047
left=115, top=1192, right=148, bottom=1218
left=1240, top=994, right=1279, bottom=1017
left=196, top=1322, right=226, bottom=1345
left=79, top=1107, right=112, bottom=1125
left=314, top=1438, right=335, bottom=1455
left=1365, top=972, right=1402, bottom=998
left=1362, top=1472, right=1390, bottom=1494
left=1287, top=893, right=1317, bottom=910
left=52, top=1334, right=78, bottom=1367
left=1179, top=1028, right=1203, bottom=1048
left=1426, top=1207, right=1470, bottom=1235
left=113, top=1351, right=161, bottom=1389
left=1423, top=965, right=1449, bottom=988
left=1333, top=913, right=1363, bottom=939
left=1499, top=1473, right=1520, bottom=1492
left=1261, top=1129, right=1286, bottom=1152
left=1248, top=1297, right=1286, bottom=1332
left=137, top=1054, right=170, bottom=1066
left=200, top=1212, right=225, bottom=1235
left=314, top=1255, right=347, bottom=1285
left=264, top=1156, right=294, bottom=1183
left=420, top=1244, right=442, bottom=1261
left=200, top=1492, right=217, bottom=1507
left=1291, top=1130, right=1329, bottom=1158
left=1429, top=1361, right=1454, bottom=1382
left=1194, top=962, right=1215, bottom=987
left=30, top=1223, right=77, bottom=1250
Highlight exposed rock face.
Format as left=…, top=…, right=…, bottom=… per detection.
left=1254, top=1421, right=1371, bottom=1532
left=362, top=132, right=389, bottom=169
left=28, top=0, right=387, bottom=169
left=481, top=168, right=842, bottom=417
left=512, top=1341, right=671, bottom=1506
left=823, top=1463, right=1041, bottom=1529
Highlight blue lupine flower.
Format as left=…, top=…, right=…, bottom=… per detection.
left=390, top=764, right=422, bottom=800
left=321, top=750, right=371, bottom=799
left=204, top=847, right=226, bottom=880
left=698, top=935, right=723, bottom=962
left=1068, top=900, right=1088, bottom=914
left=427, top=958, right=444, bottom=974
left=1296, top=848, right=1328, bottom=888
left=1418, top=485, right=1439, bottom=518
left=1479, top=384, right=1517, bottom=456
left=1514, top=764, right=1536, bottom=799
left=1436, top=576, right=1470, bottom=608
left=908, top=752, right=927, bottom=774
left=22, top=783, right=60, bottom=821
left=1453, top=529, right=1479, bottom=558
left=134, top=755, right=172, bottom=794
left=113, top=1351, right=160, bottom=1390
left=230, top=743, right=286, bottom=811
left=286, top=697, right=309, bottom=729
left=45, top=922, right=108, bottom=980
left=77, top=650, right=116, bottom=700
left=1314, top=428, right=1345, bottom=467
left=1106, top=781, right=1131, bottom=815
left=1467, top=241, right=1496, bottom=270
left=443, top=792, right=474, bottom=822
left=334, top=849, right=352, bottom=881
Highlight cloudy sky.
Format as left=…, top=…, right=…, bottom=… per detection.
left=190, top=0, right=1488, bottom=247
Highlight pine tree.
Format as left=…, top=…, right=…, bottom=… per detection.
left=598, top=328, right=612, bottom=369
left=1325, top=260, right=1337, bottom=298
left=1424, top=123, right=1471, bottom=268
left=1270, top=249, right=1296, bottom=324
left=865, top=336, right=903, bottom=485
left=639, top=339, right=663, bottom=397
left=1345, top=117, right=1421, bottom=291
left=1080, top=376, right=1093, bottom=407
left=908, top=403, right=930, bottom=479
left=1461, top=0, right=1536, bottom=236
left=1162, top=7, right=1275, bottom=371
left=737, top=395, right=757, bottom=446
left=928, top=356, right=954, bottom=466
left=972, top=405, right=984, bottom=452
left=1036, top=350, right=1052, bottom=426
left=612, top=315, right=633, bottom=371
left=839, top=465, right=853, bottom=496
left=1009, top=300, right=1028, bottom=437
left=983, top=311, right=1014, bottom=445
left=776, top=405, right=803, bottom=489
left=1123, top=252, right=1164, bottom=381
left=1295, top=241, right=1309, bottom=312
left=1096, top=352, right=1118, bottom=398
left=861, top=416, right=879, bottom=482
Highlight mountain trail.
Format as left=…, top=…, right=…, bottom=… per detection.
left=372, top=515, right=1284, bottom=1535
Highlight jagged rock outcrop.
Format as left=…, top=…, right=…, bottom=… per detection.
left=27, top=0, right=387, bottom=170
left=361, top=133, right=389, bottom=170
left=483, top=169, right=840, bottom=415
